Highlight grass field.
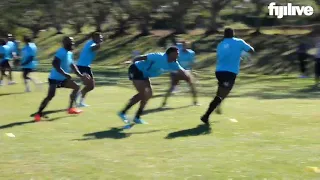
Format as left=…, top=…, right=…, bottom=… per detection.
left=0, top=72, right=320, bottom=179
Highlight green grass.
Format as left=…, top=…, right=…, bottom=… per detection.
left=0, top=72, right=320, bottom=179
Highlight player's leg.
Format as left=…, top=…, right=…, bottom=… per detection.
left=34, top=80, right=57, bottom=121
left=162, top=73, right=179, bottom=107
left=185, top=71, right=198, bottom=105
left=201, top=72, right=236, bottom=124
left=118, top=64, right=144, bottom=123
left=7, top=61, right=15, bottom=84
left=63, top=79, right=81, bottom=114
left=0, top=62, right=5, bottom=85
left=133, top=79, right=152, bottom=124
left=78, top=66, right=95, bottom=107
left=22, top=69, right=32, bottom=92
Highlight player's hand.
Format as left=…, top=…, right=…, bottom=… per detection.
left=64, top=73, right=72, bottom=79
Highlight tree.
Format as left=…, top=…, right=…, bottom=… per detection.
left=65, top=0, right=89, bottom=33
left=88, top=0, right=112, bottom=32
left=110, top=0, right=132, bottom=36
left=197, top=0, right=232, bottom=34
left=123, top=0, right=168, bottom=36
left=251, top=0, right=273, bottom=35
left=168, top=0, right=194, bottom=34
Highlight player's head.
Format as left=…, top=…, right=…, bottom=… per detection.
left=63, top=36, right=74, bottom=51
left=7, top=34, right=14, bottom=41
left=224, top=28, right=234, bottom=38
left=0, top=38, right=6, bottom=46
left=23, top=35, right=32, bottom=44
left=92, top=32, right=103, bottom=44
left=166, top=46, right=179, bottom=62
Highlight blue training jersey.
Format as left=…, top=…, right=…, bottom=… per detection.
left=216, top=37, right=253, bottom=74
left=49, top=48, right=73, bottom=81
left=6, top=41, right=15, bottom=59
left=21, top=43, right=38, bottom=69
left=0, top=45, right=11, bottom=62
left=135, top=52, right=184, bottom=78
left=77, top=40, right=97, bottom=67
left=178, top=49, right=195, bottom=70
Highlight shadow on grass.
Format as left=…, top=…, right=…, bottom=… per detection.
left=0, top=92, right=25, bottom=97
left=165, top=124, right=212, bottom=139
left=30, top=109, right=66, bottom=117
left=143, top=105, right=192, bottom=116
left=76, top=127, right=161, bottom=140
left=0, top=116, right=71, bottom=130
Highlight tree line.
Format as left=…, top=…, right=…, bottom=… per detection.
left=0, top=0, right=319, bottom=38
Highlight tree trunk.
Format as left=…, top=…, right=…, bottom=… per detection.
left=174, top=20, right=186, bottom=34
left=55, top=23, right=63, bottom=34
left=75, top=23, right=82, bottom=33
left=32, top=28, right=39, bottom=38
left=253, top=3, right=263, bottom=35
left=206, top=11, right=219, bottom=35
left=95, top=22, right=102, bottom=32
left=139, top=18, right=150, bottom=36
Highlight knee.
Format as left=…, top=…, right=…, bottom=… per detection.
left=75, top=84, right=80, bottom=92
left=88, top=84, right=95, bottom=91
left=145, top=89, right=153, bottom=100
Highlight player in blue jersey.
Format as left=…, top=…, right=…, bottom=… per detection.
left=161, top=41, right=198, bottom=107
left=201, top=28, right=254, bottom=125
left=20, top=36, right=39, bottom=92
left=0, top=38, right=11, bottom=86
left=6, top=34, right=18, bottom=84
left=76, top=32, right=103, bottom=107
left=118, top=47, right=193, bottom=125
left=34, top=37, right=91, bottom=122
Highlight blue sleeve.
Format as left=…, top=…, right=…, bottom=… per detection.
left=240, top=40, right=253, bottom=52
left=190, top=51, right=196, bottom=62
left=55, top=49, right=63, bottom=60
left=170, top=61, right=184, bottom=71
left=0, top=47, right=4, bottom=55
left=146, top=53, right=158, bottom=61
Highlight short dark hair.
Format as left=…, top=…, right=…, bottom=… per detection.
left=92, top=32, right=101, bottom=38
left=0, top=38, right=6, bottom=45
left=165, top=46, right=178, bottom=54
left=224, top=28, right=234, bottom=38
left=23, top=35, right=32, bottom=43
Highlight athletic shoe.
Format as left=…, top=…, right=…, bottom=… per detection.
left=68, top=108, right=83, bottom=114
left=117, top=112, right=129, bottom=124
left=200, top=115, right=209, bottom=125
left=77, top=102, right=90, bottom=107
left=8, top=81, right=16, bottom=85
left=133, top=118, right=148, bottom=124
left=34, top=114, right=41, bottom=122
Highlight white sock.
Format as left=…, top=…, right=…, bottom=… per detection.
left=25, top=80, right=31, bottom=90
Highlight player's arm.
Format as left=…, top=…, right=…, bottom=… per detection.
left=241, top=40, right=255, bottom=53
left=70, top=63, right=84, bottom=78
left=91, top=43, right=101, bottom=52
left=20, top=56, right=33, bottom=66
left=52, top=57, right=71, bottom=79
left=172, top=62, right=193, bottom=83
left=132, top=55, right=147, bottom=63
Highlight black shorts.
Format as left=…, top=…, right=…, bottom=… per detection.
left=298, top=53, right=308, bottom=61
left=22, top=68, right=33, bottom=74
left=77, top=65, right=93, bottom=77
left=0, top=60, right=10, bottom=68
left=315, top=59, right=320, bottom=77
left=215, top=71, right=237, bottom=89
left=48, top=79, right=67, bottom=88
left=128, top=64, right=148, bottom=80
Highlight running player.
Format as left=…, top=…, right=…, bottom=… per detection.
left=34, top=37, right=90, bottom=121
left=6, top=34, right=18, bottom=84
left=20, top=36, right=39, bottom=92
left=161, top=41, right=198, bottom=107
left=118, top=47, right=193, bottom=125
left=201, top=28, right=254, bottom=125
left=76, top=32, right=103, bottom=107
left=0, top=38, right=11, bottom=86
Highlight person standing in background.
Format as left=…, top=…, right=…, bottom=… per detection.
left=314, top=37, right=320, bottom=87
left=297, top=42, right=309, bottom=78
